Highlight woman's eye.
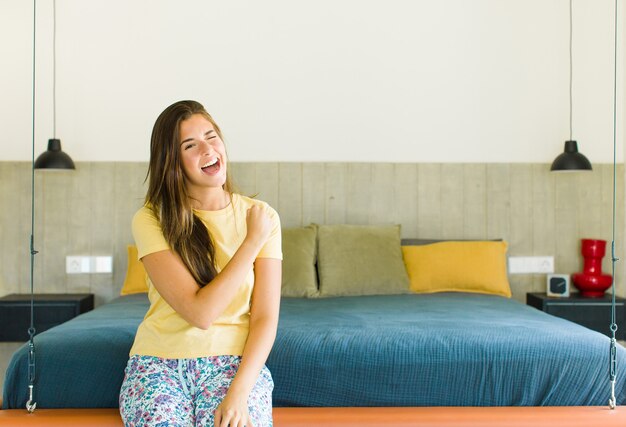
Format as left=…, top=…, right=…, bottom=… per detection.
left=184, top=143, right=195, bottom=150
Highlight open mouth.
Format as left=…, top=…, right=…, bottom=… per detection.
left=200, top=158, right=220, bottom=175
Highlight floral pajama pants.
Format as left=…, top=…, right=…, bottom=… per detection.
left=119, top=355, right=273, bottom=427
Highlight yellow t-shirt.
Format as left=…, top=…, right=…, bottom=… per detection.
left=129, top=193, right=282, bottom=359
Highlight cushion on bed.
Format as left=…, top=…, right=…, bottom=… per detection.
left=281, top=226, right=319, bottom=297
left=317, top=224, right=409, bottom=296
left=120, top=245, right=148, bottom=295
left=402, top=240, right=511, bottom=297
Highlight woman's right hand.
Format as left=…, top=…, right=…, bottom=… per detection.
left=245, top=205, right=272, bottom=249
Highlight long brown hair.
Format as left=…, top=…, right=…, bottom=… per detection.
left=145, top=100, right=234, bottom=286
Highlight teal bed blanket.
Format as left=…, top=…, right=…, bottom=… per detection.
left=3, top=292, right=625, bottom=408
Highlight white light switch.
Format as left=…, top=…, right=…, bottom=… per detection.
left=94, top=256, right=113, bottom=273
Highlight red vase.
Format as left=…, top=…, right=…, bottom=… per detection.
left=571, top=239, right=613, bottom=297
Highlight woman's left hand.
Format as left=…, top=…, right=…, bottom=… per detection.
left=214, top=391, right=253, bottom=427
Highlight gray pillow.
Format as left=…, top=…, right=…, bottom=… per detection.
left=281, top=226, right=319, bottom=297
left=317, top=224, right=409, bottom=297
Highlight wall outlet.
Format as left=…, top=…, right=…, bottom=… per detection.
left=66, top=256, right=90, bottom=274
left=508, top=256, right=554, bottom=274
left=66, top=256, right=113, bottom=274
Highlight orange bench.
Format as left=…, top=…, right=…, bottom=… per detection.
left=0, top=406, right=625, bottom=427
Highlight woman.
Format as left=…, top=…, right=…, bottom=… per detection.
left=119, top=100, right=282, bottom=427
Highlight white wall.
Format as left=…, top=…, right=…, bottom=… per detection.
left=1, top=0, right=623, bottom=163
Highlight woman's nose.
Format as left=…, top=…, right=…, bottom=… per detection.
left=199, top=140, right=213, bottom=155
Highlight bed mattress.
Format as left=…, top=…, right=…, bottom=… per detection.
left=3, top=292, right=625, bottom=408
left=270, top=293, right=626, bottom=406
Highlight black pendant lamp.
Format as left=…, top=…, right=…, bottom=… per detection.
left=35, top=139, right=75, bottom=169
left=35, top=0, right=74, bottom=171
left=551, top=0, right=592, bottom=172
left=550, top=140, right=592, bottom=171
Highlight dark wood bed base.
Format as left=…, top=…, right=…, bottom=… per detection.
left=0, top=406, right=625, bottom=426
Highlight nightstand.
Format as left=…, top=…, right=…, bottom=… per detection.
left=527, top=292, right=626, bottom=340
left=0, top=293, right=94, bottom=341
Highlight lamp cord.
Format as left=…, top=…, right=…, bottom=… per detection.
left=52, top=0, right=56, bottom=139
left=26, top=0, right=38, bottom=414
left=569, top=0, right=573, bottom=141
left=608, top=0, right=619, bottom=411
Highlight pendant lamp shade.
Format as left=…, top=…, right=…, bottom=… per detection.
left=550, top=1, right=593, bottom=173
left=550, top=140, right=592, bottom=171
left=34, top=139, right=75, bottom=170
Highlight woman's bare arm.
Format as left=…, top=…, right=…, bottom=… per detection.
left=214, top=257, right=282, bottom=427
left=140, top=205, right=271, bottom=329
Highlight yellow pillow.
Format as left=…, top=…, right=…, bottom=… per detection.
left=402, top=241, right=511, bottom=297
left=120, top=245, right=148, bottom=295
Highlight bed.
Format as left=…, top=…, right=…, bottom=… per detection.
left=3, top=291, right=625, bottom=409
